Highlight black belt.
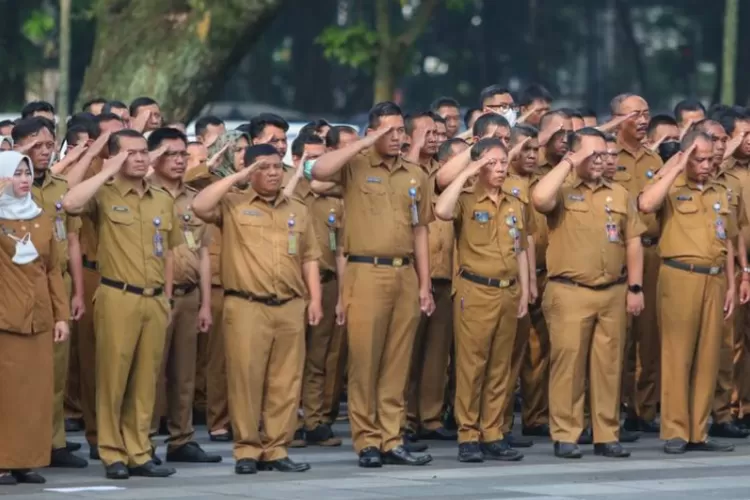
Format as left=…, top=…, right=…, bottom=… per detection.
left=458, top=269, right=516, bottom=288
left=641, top=236, right=659, bottom=247
left=83, top=256, right=98, bottom=270
left=173, top=283, right=198, bottom=297
left=224, top=289, right=295, bottom=306
left=536, top=267, right=547, bottom=275
left=347, top=255, right=411, bottom=267
left=548, top=275, right=627, bottom=291
left=100, top=277, right=164, bottom=297
left=663, top=259, right=724, bottom=276
left=320, top=269, right=336, bottom=284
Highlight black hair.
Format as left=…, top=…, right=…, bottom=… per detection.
left=689, top=118, right=724, bottom=135
left=0, top=119, right=14, bottom=129
left=429, top=111, right=447, bottom=125
left=65, top=125, right=91, bottom=145
left=470, top=137, right=507, bottom=161
left=561, top=108, right=583, bottom=119
left=108, top=129, right=145, bottom=155
left=647, top=114, right=678, bottom=136
left=718, top=109, right=750, bottom=136
left=66, top=112, right=98, bottom=138
left=247, top=113, right=290, bottom=140
left=603, top=133, right=617, bottom=143
left=291, top=133, right=325, bottom=157
left=11, top=117, right=55, bottom=143
left=101, top=100, right=128, bottom=115
left=404, top=112, right=434, bottom=136
left=82, top=97, right=108, bottom=113
left=568, top=127, right=606, bottom=151
left=436, top=138, right=468, bottom=163
left=579, top=108, right=598, bottom=119
left=21, top=100, right=55, bottom=119
left=147, top=127, right=188, bottom=151
left=129, top=96, right=158, bottom=117
left=510, top=124, right=539, bottom=145
left=464, top=107, right=481, bottom=128
left=194, top=115, right=225, bottom=138
left=472, top=113, right=510, bottom=138
left=517, top=83, right=553, bottom=107
left=479, top=84, right=512, bottom=107
left=325, top=125, right=358, bottom=149
left=187, top=140, right=203, bottom=147
left=430, top=97, right=460, bottom=112
left=244, top=143, right=280, bottom=166
left=673, top=99, right=706, bottom=123
left=680, top=130, right=713, bottom=151
left=368, top=101, right=403, bottom=130
left=708, top=104, right=732, bottom=121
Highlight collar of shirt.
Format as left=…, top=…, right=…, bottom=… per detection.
left=571, top=174, right=612, bottom=192
left=33, top=170, right=54, bottom=189
left=368, top=149, right=406, bottom=172
left=246, top=187, right=289, bottom=208
left=110, top=175, right=153, bottom=197
left=148, top=176, right=188, bottom=199
left=617, top=138, right=649, bottom=161
left=418, top=157, right=440, bottom=176
left=674, top=173, right=718, bottom=192
left=473, top=182, right=507, bottom=206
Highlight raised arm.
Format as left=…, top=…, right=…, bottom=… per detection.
left=637, top=147, right=692, bottom=213
left=311, top=127, right=391, bottom=181
left=62, top=151, right=127, bottom=214
left=435, top=157, right=490, bottom=220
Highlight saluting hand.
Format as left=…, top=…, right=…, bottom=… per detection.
left=627, top=291, right=645, bottom=316
left=361, top=126, right=394, bottom=148
left=308, top=300, right=323, bottom=326
left=102, top=150, right=129, bottom=176
left=538, top=124, right=563, bottom=147
left=15, top=137, right=41, bottom=155
left=724, top=287, right=736, bottom=320
left=197, top=304, right=212, bottom=333
left=597, top=111, right=637, bottom=133
left=646, top=134, right=667, bottom=153
left=149, top=144, right=170, bottom=165
left=516, top=104, right=539, bottom=125
left=508, top=136, right=532, bottom=161
left=131, top=110, right=151, bottom=133
left=724, top=131, right=748, bottom=161
left=54, top=321, right=70, bottom=343
left=85, top=131, right=111, bottom=159
left=206, top=143, right=230, bottom=171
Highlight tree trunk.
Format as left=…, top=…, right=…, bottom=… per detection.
left=0, top=0, right=27, bottom=110
left=722, top=0, right=739, bottom=104
left=77, top=0, right=284, bottom=122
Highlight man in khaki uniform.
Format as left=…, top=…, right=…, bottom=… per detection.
left=402, top=113, right=456, bottom=444
left=63, top=129, right=182, bottom=479
left=312, top=102, right=435, bottom=468
left=610, top=94, right=664, bottom=434
left=14, top=118, right=88, bottom=468
left=146, top=128, right=221, bottom=463
left=639, top=131, right=738, bottom=454
left=192, top=144, right=322, bottom=475
left=435, top=137, right=530, bottom=463
left=533, top=128, right=645, bottom=459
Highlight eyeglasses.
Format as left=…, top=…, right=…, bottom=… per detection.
left=486, top=103, right=517, bottom=113
left=590, top=151, right=608, bottom=161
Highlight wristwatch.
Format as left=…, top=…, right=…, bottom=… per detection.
left=743, top=267, right=750, bottom=274
left=628, top=284, right=643, bottom=294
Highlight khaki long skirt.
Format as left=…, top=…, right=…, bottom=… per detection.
left=0, top=330, right=53, bottom=469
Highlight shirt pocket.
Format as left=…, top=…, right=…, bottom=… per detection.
left=105, top=209, right=135, bottom=226
left=237, top=212, right=271, bottom=247
left=359, top=179, right=388, bottom=216
left=468, top=216, right=494, bottom=246
left=562, top=198, right=590, bottom=225
left=674, top=201, right=702, bottom=229
left=614, top=168, right=631, bottom=183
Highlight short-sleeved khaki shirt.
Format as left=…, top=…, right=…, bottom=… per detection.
left=310, top=195, right=344, bottom=274
left=616, top=142, right=663, bottom=238
left=421, top=159, right=454, bottom=280
left=543, top=177, right=646, bottom=287
left=32, top=172, right=81, bottom=272
left=325, top=149, right=434, bottom=257
left=657, top=174, right=738, bottom=267
left=721, top=158, right=750, bottom=247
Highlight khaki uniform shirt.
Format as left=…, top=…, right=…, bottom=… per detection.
left=80, top=177, right=182, bottom=286
left=77, top=157, right=103, bottom=263
left=149, top=179, right=208, bottom=286
left=529, top=167, right=551, bottom=269
left=201, top=189, right=321, bottom=300
left=31, top=172, right=82, bottom=273
left=616, top=142, right=663, bottom=238
left=328, top=149, right=434, bottom=257
left=657, top=174, right=738, bottom=267
left=721, top=158, right=750, bottom=247
left=543, top=177, right=646, bottom=287
left=715, top=167, right=748, bottom=232
left=422, top=158, right=454, bottom=280
left=310, top=195, right=344, bottom=274
left=454, top=183, right=530, bottom=281
left=0, top=215, right=70, bottom=334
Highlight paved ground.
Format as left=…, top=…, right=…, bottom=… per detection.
left=4, top=420, right=750, bottom=499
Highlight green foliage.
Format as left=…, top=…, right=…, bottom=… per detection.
left=446, top=0, right=469, bottom=11
left=22, top=9, right=55, bottom=45
left=316, top=23, right=378, bottom=71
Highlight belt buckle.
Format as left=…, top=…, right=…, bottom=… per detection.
left=392, top=257, right=403, bottom=267
left=142, top=287, right=156, bottom=297
left=499, top=279, right=510, bottom=288
left=710, top=266, right=720, bottom=275
left=267, top=296, right=281, bottom=306
left=642, top=237, right=652, bottom=246
left=173, top=288, right=185, bottom=297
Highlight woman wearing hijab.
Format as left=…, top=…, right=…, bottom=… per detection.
left=182, top=130, right=249, bottom=190
left=0, top=151, right=70, bottom=485
left=0, top=136, right=12, bottom=151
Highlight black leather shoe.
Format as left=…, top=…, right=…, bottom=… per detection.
left=709, top=422, right=750, bottom=439
left=306, top=424, right=342, bottom=446
left=457, top=441, right=484, bottom=463
left=50, top=448, right=88, bottom=468
left=522, top=424, right=550, bottom=437
left=664, top=438, right=687, bottom=454
left=577, top=427, right=593, bottom=445
left=128, top=460, right=176, bottom=477
left=480, top=440, right=524, bottom=461
left=624, top=417, right=659, bottom=433
left=11, top=469, right=45, bottom=484
left=554, top=441, right=582, bottom=458
left=403, top=428, right=419, bottom=442
left=619, top=427, right=641, bottom=443
left=0, top=473, right=17, bottom=485
left=403, top=436, right=429, bottom=452
left=383, top=445, right=432, bottom=466
left=594, top=442, right=630, bottom=458
left=289, top=429, right=307, bottom=448
left=419, top=426, right=457, bottom=441
left=358, top=447, right=382, bottom=468
left=65, top=418, right=83, bottom=433
left=167, top=442, right=222, bottom=463
left=89, top=447, right=100, bottom=460
left=234, top=458, right=257, bottom=475
left=686, top=439, right=735, bottom=452
left=257, top=457, right=310, bottom=472
left=209, top=430, right=233, bottom=442
left=105, top=462, right=129, bottom=480
left=506, top=433, right=534, bottom=448
left=66, top=441, right=82, bottom=452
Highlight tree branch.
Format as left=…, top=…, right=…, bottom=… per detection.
left=397, top=0, right=439, bottom=48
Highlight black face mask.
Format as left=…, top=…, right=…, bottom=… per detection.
left=658, top=141, right=681, bottom=163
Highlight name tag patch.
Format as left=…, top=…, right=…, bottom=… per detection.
left=676, top=195, right=692, bottom=201
left=111, top=205, right=129, bottom=212
left=567, top=194, right=585, bottom=201
left=366, top=176, right=382, bottom=184
left=242, top=209, right=261, bottom=216
left=473, top=211, right=490, bottom=223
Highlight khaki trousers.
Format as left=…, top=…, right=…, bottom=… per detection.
left=544, top=281, right=627, bottom=444
left=733, top=302, right=750, bottom=417
left=344, top=263, right=420, bottom=453
left=659, top=265, right=725, bottom=442
left=454, top=278, right=519, bottom=443
left=520, top=272, right=550, bottom=427
left=52, top=272, right=73, bottom=450
left=94, top=285, right=168, bottom=466
left=75, top=266, right=99, bottom=445
left=206, top=287, right=230, bottom=432
left=322, top=319, right=348, bottom=425
left=224, top=296, right=305, bottom=461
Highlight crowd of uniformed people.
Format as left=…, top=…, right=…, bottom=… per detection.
left=1, top=86, right=750, bottom=484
